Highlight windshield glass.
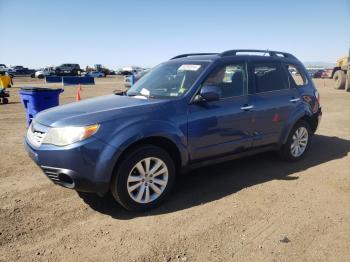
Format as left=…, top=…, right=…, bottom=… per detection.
left=127, top=61, right=209, bottom=98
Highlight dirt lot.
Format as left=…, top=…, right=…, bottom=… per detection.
left=0, top=77, right=349, bottom=262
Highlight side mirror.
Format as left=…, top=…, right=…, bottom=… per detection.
left=194, top=85, right=220, bottom=103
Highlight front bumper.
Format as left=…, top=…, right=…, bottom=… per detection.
left=25, top=137, right=116, bottom=193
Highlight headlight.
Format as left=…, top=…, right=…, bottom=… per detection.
left=42, top=124, right=99, bottom=146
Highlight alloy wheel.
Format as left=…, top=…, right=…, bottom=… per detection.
left=290, top=126, right=308, bottom=157
left=127, top=157, right=168, bottom=204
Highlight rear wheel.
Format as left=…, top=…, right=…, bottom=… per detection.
left=333, top=70, right=346, bottom=89
left=110, top=145, right=176, bottom=211
left=2, top=98, right=8, bottom=104
left=280, top=120, right=311, bottom=162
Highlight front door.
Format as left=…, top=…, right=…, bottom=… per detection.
left=187, top=62, right=254, bottom=161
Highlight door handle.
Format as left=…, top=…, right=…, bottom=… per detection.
left=290, top=97, right=301, bottom=103
left=241, top=105, right=254, bottom=111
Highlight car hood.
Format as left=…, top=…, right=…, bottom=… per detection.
left=35, top=94, right=168, bottom=127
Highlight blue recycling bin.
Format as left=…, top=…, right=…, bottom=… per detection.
left=19, top=87, right=64, bottom=126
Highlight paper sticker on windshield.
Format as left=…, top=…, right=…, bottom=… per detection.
left=140, top=88, right=150, bottom=96
left=178, top=64, right=201, bottom=71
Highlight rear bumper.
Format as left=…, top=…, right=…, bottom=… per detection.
left=25, top=138, right=115, bottom=193
left=312, top=107, right=322, bottom=133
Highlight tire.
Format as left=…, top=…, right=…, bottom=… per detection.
left=37, top=74, right=44, bottom=79
left=110, top=145, right=176, bottom=211
left=333, top=70, right=346, bottom=90
left=2, top=98, right=8, bottom=104
left=280, top=120, right=311, bottom=162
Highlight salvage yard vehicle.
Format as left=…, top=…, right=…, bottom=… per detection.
left=55, top=63, right=81, bottom=76
left=7, top=65, right=36, bottom=77
left=0, top=64, right=9, bottom=74
left=35, top=67, right=55, bottom=79
left=332, top=52, right=350, bottom=91
left=124, top=69, right=150, bottom=88
left=86, top=71, right=105, bottom=78
left=25, top=50, right=322, bottom=211
left=312, top=69, right=325, bottom=78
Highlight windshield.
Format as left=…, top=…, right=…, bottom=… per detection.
left=127, top=61, right=209, bottom=98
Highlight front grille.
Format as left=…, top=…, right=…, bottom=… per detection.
left=27, top=125, right=46, bottom=147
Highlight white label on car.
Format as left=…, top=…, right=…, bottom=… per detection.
left=178, top=64, right=201, bottom=71
left=133, top=95, right=147, bottom=100
left=140, top=88, right=150, bottom=96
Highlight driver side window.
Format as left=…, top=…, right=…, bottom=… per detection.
left=203, top=64, right=247, bottom=98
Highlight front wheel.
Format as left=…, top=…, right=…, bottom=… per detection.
left=110, top=145, right=176, bottom=211
left=280, top=120, right=311, bottom=162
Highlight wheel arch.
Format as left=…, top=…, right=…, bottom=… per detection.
left=115, top=136, right=183, bottom=170
left=280, top=106, right=316, bottom=145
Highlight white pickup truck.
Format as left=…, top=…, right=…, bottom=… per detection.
left=34, top=67, right=55, bottom=79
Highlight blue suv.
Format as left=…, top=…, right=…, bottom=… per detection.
left=25, top=50, right=322, bottom=211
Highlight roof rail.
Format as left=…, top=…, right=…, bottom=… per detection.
left=170, top=53, right=218, bottom=60
left=220, top=49, right=296, bottom=59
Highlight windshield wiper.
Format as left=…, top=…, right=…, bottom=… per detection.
left=113, top=90, right=127, bottom=96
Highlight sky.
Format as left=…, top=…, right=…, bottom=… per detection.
left=0, top=0, right=349, bottom=69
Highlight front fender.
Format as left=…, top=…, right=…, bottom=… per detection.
left=98, top=120, right=188, bottom=182
left=280, top=102, right=313, bottom=145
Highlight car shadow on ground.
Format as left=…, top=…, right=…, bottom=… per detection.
left=78, top=134, right=350, bottom=219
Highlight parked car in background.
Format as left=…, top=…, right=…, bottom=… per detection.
left=0, top=64, right=9, bottom=74
left=35, top=67, right=55, bottom=79
left=313, top=69, right=324, bottom=78
left=7, top=65, right=36, bottom=77
left=85, top=65, right=115, bottom=76
left=85, top=71, right=105, bottom=78
left=55, top=63, right=81, bottom=76
left=25, top=49, right=321, bottom=211
left=321, top=69, right=333, bottom=79
left=121, top=66, right=144, bottom=75
left=123, top=69, right=150, bottom=88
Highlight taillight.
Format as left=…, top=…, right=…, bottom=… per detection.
left=315, top=90, right=320, bottom=105
left=312, top=90, right=320, bottom=113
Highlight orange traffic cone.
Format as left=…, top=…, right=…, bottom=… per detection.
left=76, top=88, right=81, bottom=101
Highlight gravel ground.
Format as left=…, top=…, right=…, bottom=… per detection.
left=0, top=77, right=349, bottom=262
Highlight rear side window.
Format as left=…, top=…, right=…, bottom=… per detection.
left=286, top=64, right=307, bottom=86
left=252, top=63, right=287, bottom=93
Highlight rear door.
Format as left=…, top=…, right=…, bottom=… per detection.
left=249, top=61, right=301, bottom=147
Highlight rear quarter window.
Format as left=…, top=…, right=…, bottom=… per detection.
left=285, top=64, right=308, bottom=87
